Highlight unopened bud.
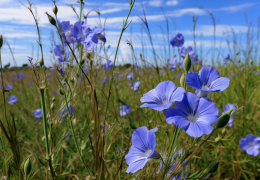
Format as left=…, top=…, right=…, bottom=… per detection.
left=39, top=57, right=44, bottom=67
left=24, top=158, right=32, bottom=178
left=238, top=59, right=240, bottom=63
left=52, top=4, right=58, bottom=15
left=174, top=54, right=176, bottom=58
left=59, top=88, right=64, bottom=95
left=51, top=103, right=54, bottom=111
left=140, top=53, right=142, bottom=59
left=183, top=53, right=191, bottom=73
left=204, top=162, right=220, bottom=174
left=236, top=51, right=239, bottom=55
left=250, top=60, right=253, bottom=65
left=180, top=73, right=186, bottom=89
left=52, top=97, right=55, bottom=102
left=215, top=110, right=232, bottom=129
left=46, top=13, right=56, bottom=26
left=0, top=35, right=3, bottom=48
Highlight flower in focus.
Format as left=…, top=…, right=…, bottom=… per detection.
left=34, top=109, right=42, bottom=119
left=166, top=92, right=219, bottom=137
left=224, top=54, right=230, bottom=62
left=140, top=81, right=185, bottom=111
left=186, top=67, right=230, bottom=98
left=103, top=60, right=113, bottom=70
left=101, top=77, right=109, bottom=84
left=7, top=84, right=13, bottom=89
left=132, top=81, right=140, bottom=91
left=222, top=103, right=238, bottom=127
left=84, top=26, right=106, bottom=52
left=239, top=135, right=260, bottom=156
left=119, top=105, right=131, bottom=116
left=126, top=72, right=134, bottom=80
left=170, top=33, right=184, bottom=47
left=8, top=95, right=18, bottom=104
left=125, top=126, right=161, bottom=173
left=71, top=21, right=90, bottom=44
left=59, top=106, right=74, bottom=118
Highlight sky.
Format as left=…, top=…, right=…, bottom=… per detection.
left=0, top=0, right=260, bottom=67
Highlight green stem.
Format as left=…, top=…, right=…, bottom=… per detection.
left=40, top=88, right=55, bottom=179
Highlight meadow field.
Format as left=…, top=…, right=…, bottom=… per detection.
left=1, top=0, right=260, bottom=179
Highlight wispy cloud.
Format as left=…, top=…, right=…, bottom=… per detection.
left=213, top=3, right=257, bottom=12
left=166, top=0, right=179, bottom=6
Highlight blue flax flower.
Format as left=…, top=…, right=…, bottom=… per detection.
left=8, top=95, right=18, bottom=104
left=29, top=81, right=34, bottom=85
left=239, top=135, right=260, bottom=156
left=125, top=126, right=161, bottom=173
left=16, top=74, right=25, bottom=80
left=132, top=81, right=140, bottom=91
left=186, top=67, right=230, bottom=98
left=180, top=46, right=193, bottom=57
left=253, top=68, right=256, bottom=71
left=170, top=33, right=184, bottom=47
left=160, top=69, right=165, bottom=74
left=189, top=51, right=198, bottom=65
left=222, top=103, right=238, bottom=127
left=168, top=58, right=182, bottom=71
left=34, top=109, right=42, bottom=119
left=101, top=77, right=109, bottom=84
left=126, top=72, right=134, bottom=80
left=7, top=84, right=13, bottom=89
left=84, top=26, right=106, bottom=52
left=224, top=54, right=230, bottom=62
left=140, top=81, right=185, bottom=111
left=59, top=106, right=74, bottom=118
left=257, top=70, right=260, bottom=76
left=71, top=21, right=90, bottom=44
left=103, top=60, right=113, bottom=70
left=119, top=105, right=131, bottom=116
left=166, top=92, right=219, bottom=137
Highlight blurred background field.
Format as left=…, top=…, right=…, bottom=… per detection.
left=1, top=0, right=260, bottom=179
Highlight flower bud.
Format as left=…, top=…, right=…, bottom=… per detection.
left=46, top=13, right=56, bottom=26
left=24, top=158, right=32, bottom=178
left=59, top=88, right=64, bottom=95
left=250, top=60, right=253, bottom=65
left=180, top=73, right=186, bottom=89
left=51, top=103, right=54, bottom=111
left=204, top=162, right=219, bottom=174
left=39, top=57, right=44, bottom=67
left=52, top=4, right=58, bottom=15
left=183, top=53, right=191, bottom=73
left=238, top=59, right=240, bottom=63
left=0, top=35, right=3, bottom=48
left=215, top=110, right=232, bottom=129
left=236, top=51, right=239, bottom=55
left=52, top=97, right=55, bottom=102
left=139, top=53, right=142, bottom=59
left=174, top=54, right=176, bottom=58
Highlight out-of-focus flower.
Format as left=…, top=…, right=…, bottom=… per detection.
left=16, top=74, right=25, bottom=80
left=8, top=95, right=18, bottom=104
left=166, top=92, right=219, bottom=137
left=239, top=135, right=260, bottom=156
left=257, top=70, right=260, bottom=76
left=34, top=109, right=42, bottom=119
left=52, top=91, right=57, bottom=94
left=101, top=77, right=109, bottom=84
left=186, top=67, right=230, bottom=98
left=253, top=68, right=256, bottom=71
left=224, top=54, right=230, bottom=62
left=170, top=33, right=184, bottom=47
left=176, top=73, right=180, bottom=78
left=29, top=81, right=34, bottom=85
left=103, top=60, right=113, bottom=70
left=126, top=72, right=134, bottom=80
left=119, top=105, right=131, bottom=116
left=132, top=81, right=140, bottom=91
left=140, top=81, right=185, bottom=111
left=7, top=84, right=13, bottom=89
left=160, top=69, right=165, bottom=74
left=125, top=126, right=161, bottom=173
left=180, top=46, right=193, bottom=57
left=59, top=106, right=74, bottom=118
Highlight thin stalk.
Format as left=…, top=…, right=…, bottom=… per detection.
left=39, top=88, right=55, bottom=179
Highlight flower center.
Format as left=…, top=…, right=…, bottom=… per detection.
left=250, top=143, right=255, bottom=148
left=188, top=114, right=197, bottom=122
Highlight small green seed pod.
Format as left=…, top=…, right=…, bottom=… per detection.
left=0, top=35, right=3, bottom=48
left=250, top=60, right=253, bottom=65
left=236, top=51, right=239, bottom=55
left=46, top=13, right=56, bottom=26
left=180, top=73, right=186, bottom=89
left=183, top=53, right=191, bottom=73
left=39, top=57, right=44, bottom=67
left=51, top=103, right=54, bottom=111
left=238, top=59, right=240, bottom=63
left=24, top=158, right=32, bottom=178
left=53, top=4, right=58, bottom=15
left=215, top=110, right=232, bottom=129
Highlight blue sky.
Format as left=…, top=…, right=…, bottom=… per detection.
left=0, top=0, right=260, bottom=66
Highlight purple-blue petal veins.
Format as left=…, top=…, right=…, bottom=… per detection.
left=166, top=92, right=219, bottom=138
left=140, top=81, right=185, bottom=111
left=186, top=67, right=230, bottom=98
left=239, top=134, right=260, bottom=156
left=125, top=126, right=160, bottom=173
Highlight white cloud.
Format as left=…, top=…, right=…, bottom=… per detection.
left=214, top=3, right=256, bottom=12
left=166, top=0, right=179, bottom=6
